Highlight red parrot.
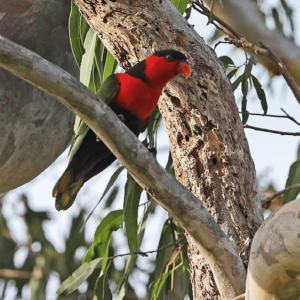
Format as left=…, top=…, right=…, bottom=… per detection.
left=53, top=50, right=191, bottom=211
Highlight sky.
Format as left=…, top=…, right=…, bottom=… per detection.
left=2, top=0, right=300, bottom=299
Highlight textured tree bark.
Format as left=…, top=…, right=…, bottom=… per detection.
left=203, top=0, right=300, bottom=87
left=71, top=0, right=263, bottom=298
left=0, top=0, right=76, bottom=192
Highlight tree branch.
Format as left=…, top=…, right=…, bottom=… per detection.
left=0, top=34, right=246, bottom=299
left=240, top=110, right=300, bottom=126
left=201, top=0, right=300, bottom=87
left=0, top=268, right=43, bottom=279
left=193, top=0, right=300, bottom=106
left=107, top=236, right=186, bottom=259
left=261, top=183, right=300, bottom=209
left=243, top=124, right=300, bottom=136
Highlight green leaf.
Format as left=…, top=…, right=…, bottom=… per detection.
left=82, top=166, right=125, bottom=227
left=282, top=150, right=300, bottom=204
left=165, top=151, right=173, bottom=173
left=231, top=74, right=244, bottom=92
left=272, top=7, right=283, bottom=32
left=154, top=220, right=175, bottom=279
left=57, top=258, right=102, bottom=296
left=219, top=56, right=234, bottom=68
left=148, top=270, right=173, bottom=300
left=207, top=0, right=215, bottom=25
left=83, top=210, right=123, bottom=271
left=103, top=52, right=117, bottom=82
left=69, top=2, right=85, bottom=67
left=247, top=54, right=256, bottom=78
left=241, top=95, right=249, bottom=124
left=184, top=5, right=192, bottom=20
left=124, top=173, right=143, bottom=254
left=94, top=271, right=112, bottom=300
left=147, top=108, right=160, bottom=148
left=227, top=68, right=238, bottom=80
left=171, top=0, right=190, bottom=15
left=251, top=75, right=268, bottom=114
left=241, top=68, right=248, bottom=95
left=69, top=121, right=90, bottom=159
left=80, top=28, right=98, bottom=86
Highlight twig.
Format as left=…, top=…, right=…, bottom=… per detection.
left=107, top=236, right=186, bottom=260
left=261, top=183, right=300, bottom=209
left=260, top=42, right=300, bottom=105
left=193, top=0, right=243, bottom=38
left=243, top=124, right=300, bottom=136
left=192, top=0, right=300, bottom=106
left=0, top=268, right=43, bottom=279
left=239, top=110, right=300, bottom=126
left=281, top=108, right=300, bottom=126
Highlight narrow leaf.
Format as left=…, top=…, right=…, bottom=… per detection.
left=80, top=28, right=98, bottom=86
left=247, top=54, right=256, bottom=77
left=69, top=2, right=85, bottom=67
left=148, top=270, right=172, bottom=300
left=219, top=56, right=234, bottom=68
left=57, top=258, right=102, bottom=296
left=94, top=271, right=112, bottom=300
left=83, top=210, right=123, bottom=271
left=251, top=75, right=268, bottom=114
left=241, top=95, right=249, bottom=124
left=124, top=173, right=143, bottom=254
left=103, top=52, right=117, bottom=82
left=172, top=0, right=190, bottom=15
left=282, top=161, right=300, bottom=204
left=231, top=74, right=244, bottom=92
left=207, top=0, right=215, bottom=25
left=82, top=166, right=125, bottom=228
left=227, top=68, right=238, bottom=80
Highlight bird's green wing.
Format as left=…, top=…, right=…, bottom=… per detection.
left=69, top=74, right=119, bottom=159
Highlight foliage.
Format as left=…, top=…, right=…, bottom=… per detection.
left=2, top=0, right=300, bottom=299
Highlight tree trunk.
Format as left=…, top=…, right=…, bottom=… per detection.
left=72, top=0, right=263, bottom=297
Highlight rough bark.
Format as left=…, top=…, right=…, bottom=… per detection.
left=246, top=198, right=300, bottom=299
left=0, top=0, right=76, bottom=192
left=71, top=0, right=263, bottom=298
left=203, top=0, right=300, bottom=87
left=0, top=34, right=247, bottom=299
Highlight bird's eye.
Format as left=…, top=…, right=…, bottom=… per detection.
left=165, top=54, right=173, bottom=61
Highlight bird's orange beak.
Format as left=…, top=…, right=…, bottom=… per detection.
left=177, top=60, right=191, bottom=79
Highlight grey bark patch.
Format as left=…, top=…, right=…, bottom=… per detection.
left=0, top=131, right=16, bottom=168
left=286, top=270, right=300, bottom=278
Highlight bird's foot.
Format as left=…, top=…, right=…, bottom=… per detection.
left=147, top=146, right=157, bottom=156
left=118, top=114, right=125, bottom=123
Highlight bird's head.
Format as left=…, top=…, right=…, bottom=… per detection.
left=144, top=50, right=191, bottom=88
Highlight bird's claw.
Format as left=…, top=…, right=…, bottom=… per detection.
left=147, top=147, right=157, bottom=156
left=118, top=114, right=125, bottom=123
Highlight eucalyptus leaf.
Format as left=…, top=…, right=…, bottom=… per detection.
left=69, top=2, right=85, bottom=67
left=57, top=258, right=102, bottom=296
left=124, top=173, right=143, bottom=254
left=251, top=75, right=268, bottom=114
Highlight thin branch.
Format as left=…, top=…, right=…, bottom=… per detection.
left=193, top=0, right=243, bottom=38
left=239, top=110, right=300, bottom=126
left=193, top=0, right=300, bottom=106
left=261, top=183, right=300, bottom=209
left=0, top=268, right=43, bottom=279
left=281, top=108, right=300, bottom=126
left=243, top=124, right=300, bottom=136
left=108, top=236, right=186, bottom=260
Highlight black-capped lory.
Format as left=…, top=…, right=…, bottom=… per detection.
left=53, top=50, right=191, bottom=211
